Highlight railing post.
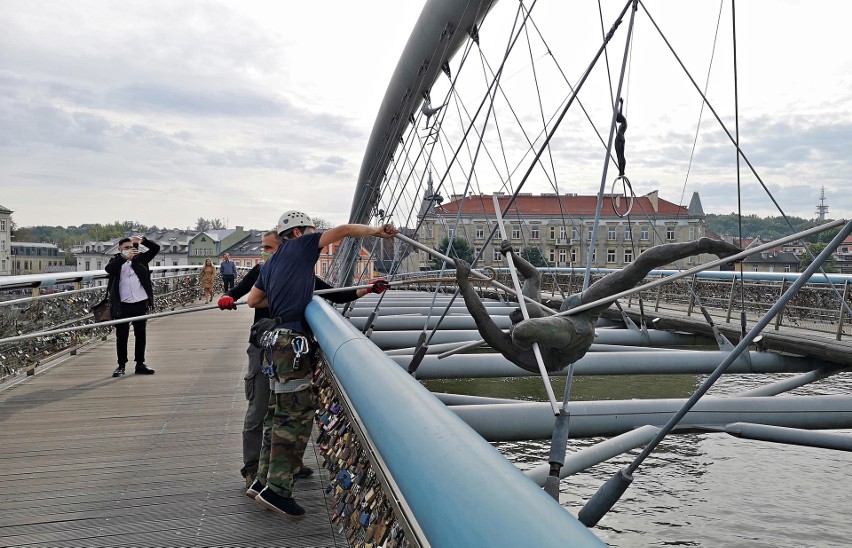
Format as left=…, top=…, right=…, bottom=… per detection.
left=774, top=278, right=788, bottom=331
left=837, top=279, right=850, bottom=341
left=654, top=273, right=663, bottom=312
left=687, top=274, right=697, bottom=316
left=726, top=275, right=738, bottom=323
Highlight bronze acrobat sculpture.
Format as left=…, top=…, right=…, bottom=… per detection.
left=455, top=237, right=742, bottom=373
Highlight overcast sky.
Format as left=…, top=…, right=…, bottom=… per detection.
left=2, top=0, right=850, bottom=230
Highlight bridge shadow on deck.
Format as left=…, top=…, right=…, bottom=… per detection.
left=0, top=306, right=345, bottom=548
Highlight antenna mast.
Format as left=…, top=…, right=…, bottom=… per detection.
left=815, top=186, right=829, bottom=222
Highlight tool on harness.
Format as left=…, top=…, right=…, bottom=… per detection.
left=259, top=327, right=311, bottom=384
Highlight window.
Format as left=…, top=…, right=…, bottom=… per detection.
left=511, top=225, right=521, bottom=240
left=640, top=226, right=649, bottom=241
left=607, top=227, right=617, bottom=240
left=558, top=226, right=567, bottom=241
left=448, top=228, right=455, bottom=240
left=0, top=220, right=5, bottom=231
left=587, top=227, right=594, bottom=241
left=570, top=248, right=577, bottom=263
left=96, top=261, right=102, bottom=269
left=1, top=260, right=5, bottom=270
left=173, top=261, right=179, bottom=266
left=688, top=226, right=696, bottom=241
left=558, top=249, right=567, bottom=265
left=548, top=249, right=555, bottom=263
left=784, top=265, right=791, bottom=273
left=572, top=227, right=579, bottom=241
left=530, top=226, right=539, bottom=240
left=549, top=226, right=556, bottom=241
left=591, top=249, right=597, bottom=263
left=475, top=225, right=484, bottom=239
left=666, top=227, right=675, bottom=241
left=687, top=255, right=695, bottom=264
left=624, top=248, right=633, bottom=263
left=322, top=263, right=328, bottom=275
left=624, top=227, right=632, bottom=241
left=493, top=247, right=502, bottom=262
left=85, top=261, right=90, bottom=270
left=607, top=249, right=616, bottom=263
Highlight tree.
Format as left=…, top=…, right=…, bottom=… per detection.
left=520, top=246, right=548, bottom=267
left=311, top=217, right=334, bottom=230
left=431, top=236, right=474, bottom=270
left=210, top=218, right=226, bottom=230
left=195, top=217, right=211, bottom=232
left=800, top=242, right=838, bottom=273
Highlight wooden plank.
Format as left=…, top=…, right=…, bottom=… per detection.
left=0, top=306, right=343, bottom=547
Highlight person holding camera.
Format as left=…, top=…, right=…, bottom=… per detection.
left=105, top=236, right=160, bottom=377
left=217, top=229, right=389, bottom=491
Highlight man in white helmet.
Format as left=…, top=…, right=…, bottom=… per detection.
left=246, top=211, right=396, bottom=519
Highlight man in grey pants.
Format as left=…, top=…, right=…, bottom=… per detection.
left=217, top=230, right=387, bottom=487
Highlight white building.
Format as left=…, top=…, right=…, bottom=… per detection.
left=0, top=204, right=11, bottom=276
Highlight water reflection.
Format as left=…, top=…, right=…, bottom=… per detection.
left=423, top=369, right=852, bottom=546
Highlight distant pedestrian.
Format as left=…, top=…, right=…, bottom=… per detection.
left=246, top=210, right=396, bottom=519
left=220, top=253, right=237, bottom=292
left=200, top=258, right=215, bottom=303
left=105, top=236, right=160, bottom=377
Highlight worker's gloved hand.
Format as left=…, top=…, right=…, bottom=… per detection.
left=370, top=279, right=390, bottom=294
left=217, top=295, right=237, bottom=310
left=499, top=239, right=513, bottom=256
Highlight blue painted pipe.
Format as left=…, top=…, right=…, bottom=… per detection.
left=306, top=297, right=604, bottom=547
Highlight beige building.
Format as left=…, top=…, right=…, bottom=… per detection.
left=417, top=190, right=708, bottom=271
left=0, top=204, right=11, bottom=276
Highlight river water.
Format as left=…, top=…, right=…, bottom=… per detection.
left=425, top=371, right=851, bottom=547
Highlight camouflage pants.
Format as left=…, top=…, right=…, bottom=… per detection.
left=256, top=381, right=314, bottom=498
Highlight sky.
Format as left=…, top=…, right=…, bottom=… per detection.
left=1, top=0, right=850, bottom=231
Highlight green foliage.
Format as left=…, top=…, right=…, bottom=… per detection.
left=800, top=242, right=838, bottom=273
left=705, top=213, right=817, bottom=242
left=195, top=217, right=225, bottom=231
left=520, top=246, right=548, bottom=267
left=312, top=217, right=334, bottom=230
left=432, top=236, right=474, bottom=270
left=10, top=219, right=148, bottom=251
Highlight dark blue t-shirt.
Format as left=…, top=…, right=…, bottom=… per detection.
left=255, top=231, right=323, bottom=334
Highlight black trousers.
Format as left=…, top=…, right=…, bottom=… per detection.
left=115, top=300, right=149, bottom=366
left=222, top=275, right=235, bottom=292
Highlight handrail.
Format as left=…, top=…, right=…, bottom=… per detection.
left=305, top=297, right=604, bottom=547
left=0, top=265, right=252, bottom=291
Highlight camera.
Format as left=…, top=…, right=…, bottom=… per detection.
left=132, top=242, right=139, bottom=249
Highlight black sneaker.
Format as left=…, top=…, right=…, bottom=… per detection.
left=246, top=478, right=264, bottom=499
left=134, top=364, right=155, bottom=375
left=294, top=467, right=313, bottom=479
left=112, top=366, right=125, bottom=378
left=254, top=487, right=305, bottom=519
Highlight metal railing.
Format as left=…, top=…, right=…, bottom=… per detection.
left=0, top=266, right=250, bottom=381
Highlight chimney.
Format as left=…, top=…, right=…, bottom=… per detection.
left=645, top=190, right=659, bottom=213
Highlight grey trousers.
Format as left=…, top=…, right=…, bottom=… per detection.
left=241, top=343, right=269, bottom=478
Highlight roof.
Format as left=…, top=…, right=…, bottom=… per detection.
left=11, top=241, right=59, bottom=249
left=192, top=229, right=236, bottom=242
left=433, top=193, right=690, bottom=218
left=0, top=204, right=12, bottom=214
left=742, top=251, right=799, bottom=264
left=221, top=231, right=266, bottom=257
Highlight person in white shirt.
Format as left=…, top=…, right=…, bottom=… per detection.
left=104, top=236, right=160, bottom=377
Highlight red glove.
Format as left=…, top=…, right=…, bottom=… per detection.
left=217, top=295, right=237, bottom=310
left=369, top=279, right=390, bottom=294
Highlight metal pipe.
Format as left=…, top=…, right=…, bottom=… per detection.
left=449, top=395, right=852, bottom=441
left=390, top=351, right=830, bottom=379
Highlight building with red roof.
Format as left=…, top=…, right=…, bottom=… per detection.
left=416, top=187, right=710, bottom=271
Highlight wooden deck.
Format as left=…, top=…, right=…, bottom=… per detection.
left=0, top=306, right=346, bottom=548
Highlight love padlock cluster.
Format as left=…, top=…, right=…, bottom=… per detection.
left=314, top=365, right=410, bottom=548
